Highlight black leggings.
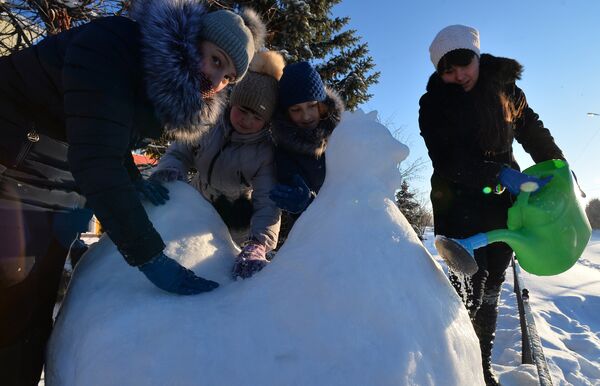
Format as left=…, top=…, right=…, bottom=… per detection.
left=0, top=207, right=74, bottom=386
left=449, top=242, right=513, bottom=317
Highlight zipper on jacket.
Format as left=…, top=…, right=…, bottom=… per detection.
left=13, top=129, right=39, bottom=168
left=207, top=140, right=230, bottom=186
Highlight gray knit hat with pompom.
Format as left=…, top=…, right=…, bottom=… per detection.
left=199, top=8, right=266, bottom=81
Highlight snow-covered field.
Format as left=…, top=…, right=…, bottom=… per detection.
left=423, top=229, right=600, bottom=386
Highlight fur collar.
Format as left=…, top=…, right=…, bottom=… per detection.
left=426, top=53, right=523, bottom=93
left=271, top=87, right=345, bottom=157
left=131, top=0, right=225, bottom=144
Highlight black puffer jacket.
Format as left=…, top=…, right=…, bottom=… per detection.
left=0, top=0, right=225, bottom=266
left=271, top=87, right=345, bottom=196
left=419, top=54, right=564, bottom=238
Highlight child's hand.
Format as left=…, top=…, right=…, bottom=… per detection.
left=232, top=241, right=268, bottom=279
left=269, top=174, right=313, bottom=214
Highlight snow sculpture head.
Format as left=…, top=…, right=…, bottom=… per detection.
left=326, top=109, right=409, bottom=191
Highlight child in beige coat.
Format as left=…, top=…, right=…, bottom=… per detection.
left=152, top=51, right=284, bottom=279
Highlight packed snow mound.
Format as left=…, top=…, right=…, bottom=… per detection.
left=47, top=109, right=484, bottom=386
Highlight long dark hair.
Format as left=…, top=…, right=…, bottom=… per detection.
left=438, top=49, right=526, bottom=154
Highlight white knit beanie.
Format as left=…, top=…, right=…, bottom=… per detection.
left=429, top=25, right=480, bottom=69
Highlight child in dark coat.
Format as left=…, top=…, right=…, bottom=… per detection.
left=269, top=62, right=345, bottom=247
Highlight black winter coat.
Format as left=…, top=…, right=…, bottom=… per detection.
left=271, top=87, right=345, bottom=197
left=419, top=54, right=564, bottom=238
left=0, top=0, right=225, bottom=266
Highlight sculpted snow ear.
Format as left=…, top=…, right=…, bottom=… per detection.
left=366, top=110, right=378, bottom=121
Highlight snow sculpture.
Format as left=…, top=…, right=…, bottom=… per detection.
left=47, top=110, right=484, bottom=385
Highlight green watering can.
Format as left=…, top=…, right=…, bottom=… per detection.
left=435, top=159, right=592, bottom=276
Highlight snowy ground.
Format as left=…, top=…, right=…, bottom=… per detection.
left=423, top=229, right=600, bottom=386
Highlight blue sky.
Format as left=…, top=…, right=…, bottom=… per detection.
left=332, top=0, right=600, bottom=203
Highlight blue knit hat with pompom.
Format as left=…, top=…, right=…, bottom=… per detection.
left=278, top=61, right=326, bottom=110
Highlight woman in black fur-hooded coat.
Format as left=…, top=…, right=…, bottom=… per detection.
left=419, top=25, right=565, bottom=386
left=0, top=1, right=265, bottom=383
left=269, top=62, right=344, bottom=247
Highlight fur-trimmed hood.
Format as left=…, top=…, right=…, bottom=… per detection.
left=271, top=87, right=345, bottom=157
left=130, top=0, right=226, bottom=144
left=426, top=53, right=523, bottom=93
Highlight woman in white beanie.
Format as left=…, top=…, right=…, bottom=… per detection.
left=419, top=24, right=566, bottom=386
left=151, top=51, right=285, bottom=280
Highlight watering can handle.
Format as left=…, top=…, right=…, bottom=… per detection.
left=516, top=190, right=531, bottom=207
left=571, top=171, right=586, bottom=198
left=506, top=190, right=531, bottom=230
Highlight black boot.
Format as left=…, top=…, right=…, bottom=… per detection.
left=449, top=267, right=501, bottom=385
left=473, top=287, right=501, bottom=386
left=449, top=268, right=489, bottom=319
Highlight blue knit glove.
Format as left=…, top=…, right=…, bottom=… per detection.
left=499, top=167, right=553, bottom=195
left=269, top=174, right=313, bottom=214
left=134, top=178, right=170, bottom=206
left=138, top=252, right=219, bottom=295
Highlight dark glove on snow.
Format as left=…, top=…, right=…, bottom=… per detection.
left=269, top=174, right=313, bottom=214
left=134, top=178, right=170, bottom=206
left=232, top=241, right=268, bottom=279
left=138, top=252, right=219, bottom=295
left=498, top=167, right=552, bottom=195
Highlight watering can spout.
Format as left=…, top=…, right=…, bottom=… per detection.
left=485, top=228, right=543, bottom=262
left=434, top=160, right=592, bottom=276
left=434, top=234, right=487, bottom=275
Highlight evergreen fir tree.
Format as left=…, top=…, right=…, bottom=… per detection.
left=395, top=180, right=431, bottom=239
left=585, top=198, right=600, bottom=229
left=396, top=180, right=420, bottom=227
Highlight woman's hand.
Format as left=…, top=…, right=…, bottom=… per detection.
left=499, top=167, right=553, bottom=195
